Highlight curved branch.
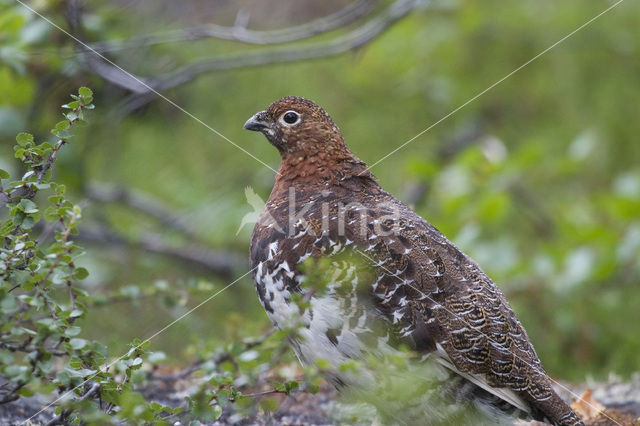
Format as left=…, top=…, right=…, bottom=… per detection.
left=86, top=182, right=200, bottom=241
left=147, top=0, right=419, bottom=91
left=67, top=0, right=420, bottom=103
left=87, top=0, right=374, bottom=53
left=75, top=224, right=243, bottom=279
left=115, top=0, right=419, bottom=113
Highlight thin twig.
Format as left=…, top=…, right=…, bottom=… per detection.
left=136, top=0, right=419, bottom=93
left=149, top=328, right=275, bottom=381
left=85, top=182, right=201, bottom=242
left=74, top=222, right=243, bottom=278
left=0, top=341, right=67, bottom=356
left=44, top=382, right=101, bottom=426
left=86, top=0, right=374, bottom=52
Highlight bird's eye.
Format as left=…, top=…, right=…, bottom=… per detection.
left=282, top=111, right=300, bottom=125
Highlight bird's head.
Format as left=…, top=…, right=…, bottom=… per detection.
left=243, top=96, right=348, bottom=159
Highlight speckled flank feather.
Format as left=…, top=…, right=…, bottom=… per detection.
left=246, top=97, right=584, bottom=426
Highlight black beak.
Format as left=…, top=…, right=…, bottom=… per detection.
left=243, top=111, right=270, bottom=132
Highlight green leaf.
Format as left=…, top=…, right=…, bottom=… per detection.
left=307, top=383, right=320, bottom=394
left=19, top=199, right=38, bottom=214
left=16, top=132, right=33, bottom=146
left=56, top=370, right=71, bottom=386
left=91, top=341, right=108, bottom=358
left=21, top=216, right=37, bottom=229
left=0, top=169, right=9, bottom=179
left=44, top=206, right=58, bottom=221
left=78, top=87, right=93, bottom=98
left=54, top=120, right=69, bottom=131
left=1, top=294, right=17, bottom=313
left=68, top=357, right=83, bottom=369
left=69, top=309, right=84, bottom=318
left=211, top=404, right=223, bottom=420
left=62, top=101, right=80, bottom=110
left=51, top=129, right=70, bottom=139
left=68, top=338, right=87, bottom=350
left=284, top=380, right=299, bottom=393
left=73, top=267, right=89, bottom=280
left=64, top=326, right=82, bottom=337
left=69, top=367, right=97, bottom=378
left=17, top=387, right=34, bottom=397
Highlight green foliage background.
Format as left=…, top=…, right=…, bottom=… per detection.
left=1, top=0, right=639, bottom=418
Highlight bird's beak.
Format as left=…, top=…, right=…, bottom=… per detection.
left=243, top=111, right=270, bottom=132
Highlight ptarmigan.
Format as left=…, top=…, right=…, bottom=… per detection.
left=244, top=96, right=583, bottom=425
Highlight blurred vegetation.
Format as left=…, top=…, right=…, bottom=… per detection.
left=1, top=0, right=639, bottom=423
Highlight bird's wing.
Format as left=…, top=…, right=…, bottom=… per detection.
left=340, top=200, right=555, bottom=416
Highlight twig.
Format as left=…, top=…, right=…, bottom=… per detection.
left=37, top=140, right=65, bottom=185
left=74, top=223, right=242, bottom=278
left=86, top=0, right=374, bottom=52
left=149, top=328, right=275, bottom=381
left=44, top=381, right=101, bottom=426
left=508, top=182, right=555, bottom=237
left=85, top=182, right=201, bottom=242
left=243, top=388, right=291, bottom=398
left=0, top=385, right=22, bottom=404
left=0, top=341, right=67, bottom=357
left=138, top=0, right=419, bottom=93
left=401, top=124, right=485, bottom=206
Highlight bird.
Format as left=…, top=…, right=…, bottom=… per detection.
left=243, top=96, right=583, bottom=425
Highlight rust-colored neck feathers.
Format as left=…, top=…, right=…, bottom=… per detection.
left=245, top=96, right=376, bottom=189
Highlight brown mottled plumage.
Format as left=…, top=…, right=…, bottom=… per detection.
left=244, top=96, right=583, bottom=425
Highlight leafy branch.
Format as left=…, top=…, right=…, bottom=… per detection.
left=0, top=94, right=326, bottom=421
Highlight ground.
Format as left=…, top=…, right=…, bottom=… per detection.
left=3, top=375, right=640, bottom=425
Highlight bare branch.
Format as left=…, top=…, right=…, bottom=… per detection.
left=66, top=0, right=420, bottom=105
left=401, top=124, right=485, bottom=206
left=144, top=0, right=419, bottom=92
left=0, top=342, right=67, bottom=357
left=87, top=0, right=375, bottom=53
left=75, top=223, right=243, bottom=278
left=85, top=182, right=201, bottom=241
